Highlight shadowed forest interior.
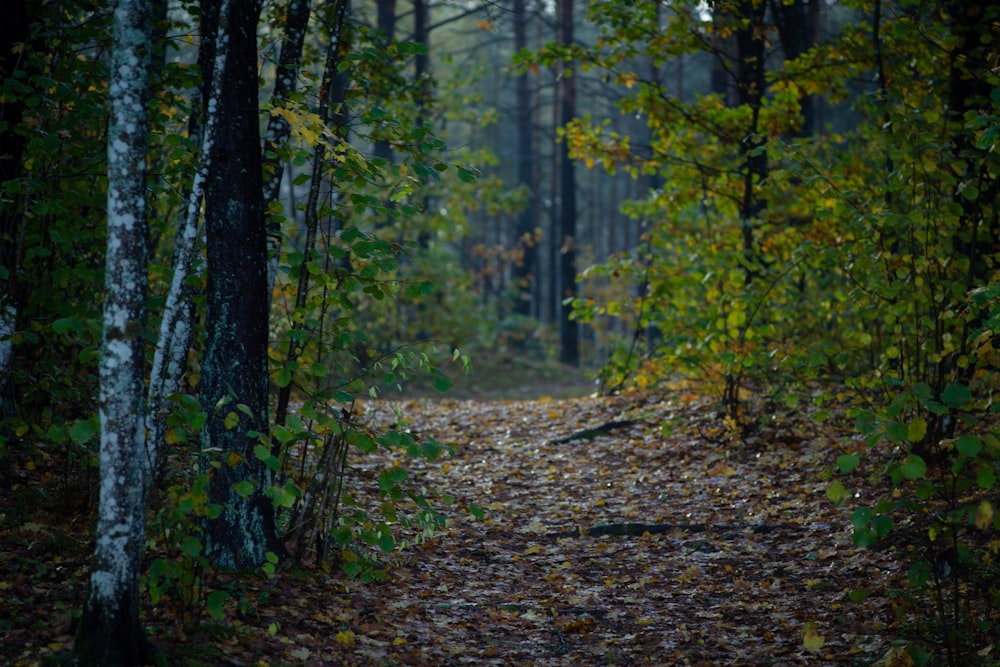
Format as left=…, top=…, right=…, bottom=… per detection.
left=2, top=0, right=1000, bottom=665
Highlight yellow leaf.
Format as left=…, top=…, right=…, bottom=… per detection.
left=907, top=416, right=927, bottom=443
left=976, top=500, right=995, bottom=531
left=802, top=622, right=825, bottom=652
left=335, top=630, right=356, bottom=646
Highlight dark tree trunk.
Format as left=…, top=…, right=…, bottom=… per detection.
left=373, top=0, right=396, bottom=164
left=0, top=0, right=39, bottom=424
left=557, top=0, right=578, bottom=365
left=772, top=0, right=817, bottom=136
left=273, top=0, right=350, bottom=447
left=413, top=0, right=429, bottom=116
left=200, top=0, right=286, bottom=569
left=262, top=0, right=312, bottom=207
left=735, top=0, right=768, bottom=285
left=513, top=0, right=537, bottom=318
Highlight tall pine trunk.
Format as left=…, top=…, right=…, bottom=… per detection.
left=513, top=0, right=537, bottom=318
left=557, top=0, right=578, bottom=365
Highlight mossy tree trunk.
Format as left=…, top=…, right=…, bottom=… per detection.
left=200, top=0, right=286, bottom=569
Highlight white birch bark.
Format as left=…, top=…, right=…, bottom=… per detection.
left=79, top=0, right=152, bottom=662
left=145, top=0, right=232, bottom=481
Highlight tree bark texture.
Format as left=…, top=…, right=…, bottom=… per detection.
left=200, top=0, right=286, bottom=569
left=373, top=0, right=397, bottom=164
left=513, top=0, right=537, bottom=319
left=146, top=0, right=235, bottom=482
left=262, top=0, right=312, bottom=296
left=77, top=0, right=152, bottom=663
left=272, top=0, right=350, bottom=443
left=557, top=0, right=579, bottom=366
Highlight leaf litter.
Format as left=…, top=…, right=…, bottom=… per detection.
left=2, top=391, right=908, bottom=665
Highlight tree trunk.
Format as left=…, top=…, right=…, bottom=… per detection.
left=772, top=0, right=817, bottom=136
left=0, top=1, right=39, bottom=427
left=145, top=0, right=231, bottom=483
left=512, top=0, right=537, bottom=318
left=76, top=0, right=152, bottom=663
left=373, top=0, right=396, bottom=164
left=263, top=0, right=312, bottom=296
left=200, top=0, right=286, bottom=569
left=557, top=0, right=579, bottom=365
left=735, top=0, right=768, bottom=285
left=273, top=0, right=350, bottom=446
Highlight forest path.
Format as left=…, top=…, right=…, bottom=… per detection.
left=3, top=392, right=907, bottom=666
left=266, top=392, right=903, bottom=665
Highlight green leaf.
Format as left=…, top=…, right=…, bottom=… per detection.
left=234, top=480, right=255, bottom=498
left=378, top=532, right=395, bottom=553
left=331, top=390, right=353, bottom=404
left=276, top=367, right=292, bottom=388
left=68, top=416, right=98, bottom=443
left=901, top=454, right=927, bottom=480
left=353, top=432, right=376, bottom=453
left=52, top=317, right=80, bottom=334
left=977, top=465, right=996, bottom=489
left=181, top=535, right=202, bottom=558
left=457, top=167, right=478, bottom=183
left=908, top=559, right=931, bottom=587
left=469, top=503, right=486, bottom=520
left=224, top=411, right=239, bottom=429
left=850, top=507, right=872, bottom=529
left=421, top=438, right=442, bottom=461
left=432, top=370, right=452, bottom=393
left=332, top=526, right=353, bottom=546
left=207, top=591, right=226, bottom=620
left=836, top=453, right=860, bottom=473
left=941, top=383, right=971, bottom=408
left=378, top=467, right=408, bottom=494
left=826, top=480, right=849, bottom=506
left=956, top=434, right=982, bottom=457
left=886, top=421, right=908, bottom=443
left=853, top=527, right=877, bottom=548
left=848, top=588, right=869, bottom=602
left=872, top=515, right=893, bottom=538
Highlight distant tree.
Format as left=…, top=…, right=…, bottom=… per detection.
left=199, top=0, right=286, bottom=568
left=557, top=0, right=579, bottom=365
left=75, top=0, right=153, bottom=663
left=374, top=0, right=397, bottom=164
left=512, top=0, right=538, bottom=318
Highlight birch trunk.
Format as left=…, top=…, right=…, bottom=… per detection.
left=145, top=0, right=233, bottom=483
left=77, top=0, right=152, bottom=662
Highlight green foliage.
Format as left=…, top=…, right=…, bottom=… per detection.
left=525, top=0, right=1000, bottom=662
left=259, top=21, right=488, bottom=580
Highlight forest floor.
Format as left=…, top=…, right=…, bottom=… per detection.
left=2, top=377, right=921, bottom=666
